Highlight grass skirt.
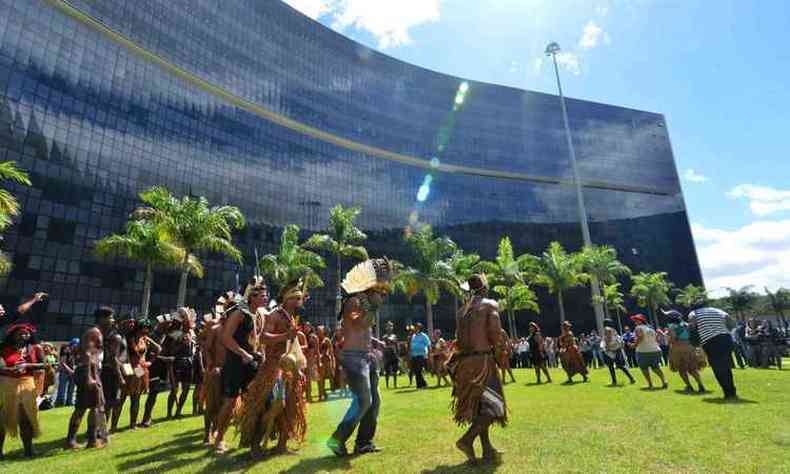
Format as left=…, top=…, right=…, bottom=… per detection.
left=559, top=346, right=588, bottom=377
left=669, top=341, right=707, bottom=373
left=235, top=360, right=307, bottom=448
left=0, top=375, right=40, bottom=438
left=448, top=353, right=507, bottom=427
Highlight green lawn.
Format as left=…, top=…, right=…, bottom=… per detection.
left=2, top=363, right=789, bottom=473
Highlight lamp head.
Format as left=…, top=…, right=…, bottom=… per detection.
left=545, top=42, right=561, bottom=56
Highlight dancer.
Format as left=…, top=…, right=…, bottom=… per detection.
left=234, top=280, right=306, bottom=458
left=447, top=274, right=506, bottom=465
left=558, top=321, right=588, bottom=383
left=600, top=319, right=635, bottom=386
left=327, top=258, right=393, bottom=457
left=527, top=322, right=552, bottom=384
left=317, top=325, right=334, bottom=401
left=213, top=278, right=270, bottom=454
left=65, top=325, right=107, bottom=450
left=496, top=330, right=516, bottom=384
left=664, top=310, right=706, bottom=393
left=333, top=326, right=347, bottom=394
left=0, top=323, right=45, bottom=458
left=140, top=317, right=173, bottom=428
left=303, top=322, right=320, bottom=403
left=432, top=329, right=451, bottom=387
left=96, top=307, right=126, bottom=433
left=631, top=314, right=668, bottom=390
left=382, top=322, right=400, bottom=389
left=112, top=319, right=157, bottom=432
left=199, top=299, right=230, bottom=444
left=162, top=308, right=196, bottom=419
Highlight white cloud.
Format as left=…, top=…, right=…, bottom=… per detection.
left=579, top=21, right=605, bottom=49
left=692, top=221, right=790, bottom=297
left=508, top=60, right=519, bottom=73
left=286, top=0, right=442, bottom=49
left=728, top=184, right=790, bottom=216
left=682, top=168, right=708, bottom=183
left=596, top=5, right=610, bottom=17
left=282, top=0, right=333, bottom=19
left=555, top=52, right=581, bottom=75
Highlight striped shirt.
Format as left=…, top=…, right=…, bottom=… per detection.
left=689, top=307, right=731, bottom=345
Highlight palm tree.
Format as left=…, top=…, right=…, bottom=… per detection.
left=594, top=282, right=627, bottom=332
left=447, top=249, right=480, bottom=312
left=579, top=245, right=631, bottom=330
left=534, top=241, right=587, bottom=327
left=134, top=186, right=245, bottom=307
left=724, top=286, right=758, bottom=321
left=303, top=205, right=368, bottom=316
left=765, top=287, right=790, bottom=327
left=0, top=160, right=32, bottom=274
left=475, top=237, right=538, bottom=337
left=95, top=220, right=197, bottom=317
left=392, top=225, right=459, bottom=335
left=259, top=224, right=326, bottom=298
left=493, top=283, right=540, bottom=335
left=675, top=284, right=708, bottom=313
left=630, top=272, right=673, bottom=327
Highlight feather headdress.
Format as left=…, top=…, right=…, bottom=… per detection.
left=243, top=275, right=267, bottom=300
left=341, top=257, right=393, bottom=295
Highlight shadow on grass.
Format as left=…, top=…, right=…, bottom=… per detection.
left=673, top=389, right=706, bottom=396
left=275, top=453, right=353, bottom=473
left=420, top=461, right=499, bottom=474
left=116, top=431, right=206, bottom=472
left=702, top=397, right=758, bottom=405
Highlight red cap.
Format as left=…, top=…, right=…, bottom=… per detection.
left=630, top=314, right=648, bottom=325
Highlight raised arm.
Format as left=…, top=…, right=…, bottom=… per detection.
left=17, top=292, right=47, bottom=315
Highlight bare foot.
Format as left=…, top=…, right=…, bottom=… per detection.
left=213, top=442, right=227, bottom=454
left=455, top=439, right=477, bottom=465
left=482, top=446, right=504, bottom=464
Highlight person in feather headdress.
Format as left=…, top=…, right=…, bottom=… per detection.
left=446, top=274, right=507, bottom=465
left=326, top=258, right=393, bottom=457
left=211, top=277, right=269, bottom=454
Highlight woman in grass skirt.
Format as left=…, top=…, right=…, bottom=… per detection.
left=665, top=310, right=706, bottom=393
left=558, top=321, right=588, bottom=383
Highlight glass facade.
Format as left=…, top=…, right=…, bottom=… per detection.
left=0, top=0, right=701, bottom=338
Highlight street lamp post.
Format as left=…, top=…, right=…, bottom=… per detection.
left=545, top=42, right=605, bottom=335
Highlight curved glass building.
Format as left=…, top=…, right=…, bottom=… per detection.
left=0, top=0, right=701, bottom=338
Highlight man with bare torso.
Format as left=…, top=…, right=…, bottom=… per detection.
left=327, top=258, right=393, bottom=457
left=199, top=304, right=228, bottom=445
left=448, top=275, right=507, bottom=465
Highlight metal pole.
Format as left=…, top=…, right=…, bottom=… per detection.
left=548, top=46, right=604, bottom=335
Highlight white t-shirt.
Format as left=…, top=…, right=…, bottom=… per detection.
left=635, top=324, right=660, bottom=353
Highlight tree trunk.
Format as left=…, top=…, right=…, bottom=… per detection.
left=649, top=303, right=658, bottom=328
left=603, top=300, right=609, bottom=320
left=509, top=308, right=518, bottom=338
left=334, top=254, right=342, bottom=325
left=615, top=308, right=623, bottom=334
left=176, top=253, right=189, bottom=308
left=141, top=263, right=153, bottom=318
left=558, top=289, right=566, bottom=325
left=590, top=276, right=605, bottom=337
left=426, top=300, right=434, bottom=335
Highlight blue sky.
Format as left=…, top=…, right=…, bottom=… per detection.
left=284, top=0, right=790, bottom=296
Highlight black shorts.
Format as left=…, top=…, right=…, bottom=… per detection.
left=100, top=366, right=121, bottom=407
left=222, top=354, right=255, bottom=398
left=173, top=358, right=193, bottom=385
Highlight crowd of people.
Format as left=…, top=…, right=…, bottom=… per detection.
left=0, top=271, right=787, bottom=464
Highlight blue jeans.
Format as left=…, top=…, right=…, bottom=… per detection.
left=333, top=350, right=380, bottom=449
left=56, top=370, right=75, bottom=406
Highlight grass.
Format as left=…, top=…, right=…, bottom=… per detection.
left=1, top=362, right=789, bottom=474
